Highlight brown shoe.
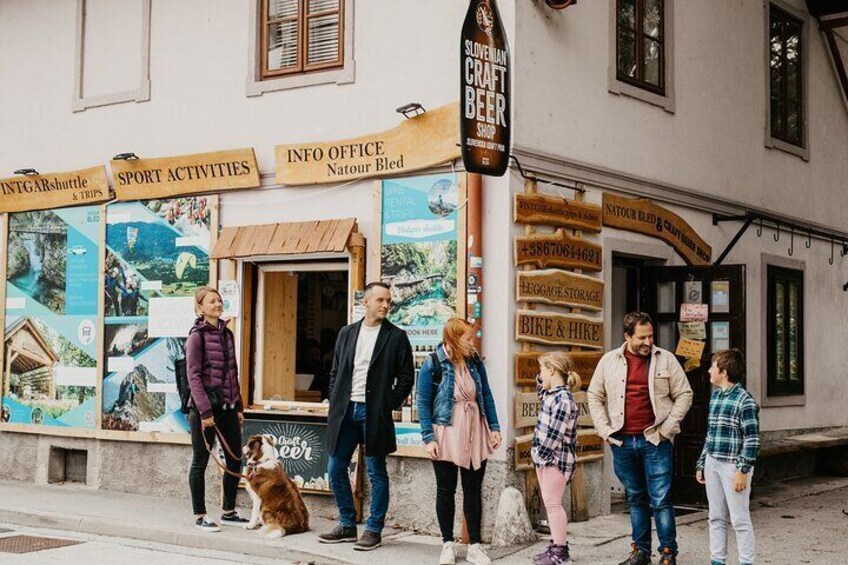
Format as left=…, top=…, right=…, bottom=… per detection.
left=318, top=525, right=357, bottom=544
left=618, top=543, right=652, bottom=565
left=353, top=530, right=382, bottom=551
left=658, top=547, right=677, bottom=565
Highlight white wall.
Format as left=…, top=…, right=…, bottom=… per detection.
left=514, top=0, right=848, bottom=230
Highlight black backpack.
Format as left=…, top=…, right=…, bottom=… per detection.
left=176, top=331, right=204, bottom=414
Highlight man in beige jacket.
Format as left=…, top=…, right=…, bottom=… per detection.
left=588, top=312, right=692, bottom=565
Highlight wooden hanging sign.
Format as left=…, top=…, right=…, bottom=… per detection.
left=572, top=391, right=594, bottom=427
left=0, top=166, right=110, bottom=213
left=514, top=193, right=602, bottom=232
left=515, top=433, right=534, bottom=471
left=514, top=350, right=602, bottom=388
left=111, top=148, right=260, bottom=200
left=515, top=229, right=602, bottom=272
left=514, top=392, right=540, bottom=428
left=577, top=429, right=604, bottom=461
left=276, top=103, right=460, bottom=185
left=516, top=269, right=604, bottom=311
left=602, top=193, right=711, bottom=266
left=516, top=310, right=603, bottom=349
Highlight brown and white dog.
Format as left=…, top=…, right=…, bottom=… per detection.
left=242, top=434, right=309, bottom=538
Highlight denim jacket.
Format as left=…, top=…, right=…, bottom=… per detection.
left=416, top=345, right=500, bottom=445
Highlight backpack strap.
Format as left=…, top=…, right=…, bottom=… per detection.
left=429, top=351, right=442, bottom=387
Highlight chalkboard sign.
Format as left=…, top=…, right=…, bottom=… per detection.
left=242, top=417, right=333, bottom=494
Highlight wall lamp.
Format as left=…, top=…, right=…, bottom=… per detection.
left=396, top=103, right=426, bottom=119
left=13, top=168, right=39, bottom=176
left=112, top=153, right=139, bottom=160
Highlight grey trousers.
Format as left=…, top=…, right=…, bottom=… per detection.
left=705, top=455, right=755, bottom=564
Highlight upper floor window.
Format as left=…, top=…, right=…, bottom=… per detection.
left=616, top=0, right=665, bottom=96
left=769, top=5, right=804, bottom=148
left=260, top=0, right=345, bottom=80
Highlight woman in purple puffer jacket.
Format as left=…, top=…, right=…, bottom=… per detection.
left=186, top=286, right=247, bottom=532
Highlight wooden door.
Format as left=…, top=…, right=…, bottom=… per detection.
left=260, top=271, right=298, bottom=402
left=641, top=265, right=746, bottom=505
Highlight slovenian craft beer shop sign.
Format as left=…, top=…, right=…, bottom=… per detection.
left=111, top=148, right=261, bottom=200
left=0, top=166, right=110, bottom=213
left=276, top=104, right=461, bottom=185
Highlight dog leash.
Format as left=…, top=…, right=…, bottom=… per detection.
left=201, top=423, right=250, bottom=481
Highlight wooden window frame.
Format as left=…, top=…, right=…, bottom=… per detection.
left=768, top=5, right=805, bottom=147
left=615, top=0, right=666, bottom=96
left=766, top=265, right=804, bottom=397
left=259, top=0, right=345, bottom=81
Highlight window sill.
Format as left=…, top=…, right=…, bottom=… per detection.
left=246, top=64, right=355, bottom=97
left=766, top=135, right=809, bottom=161
left=762, top=393, right=806, bottom=407
left=608, top=73, right=675, bottom=113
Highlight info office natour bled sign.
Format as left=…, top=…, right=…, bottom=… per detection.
left=0, top=167, right=111, bottom=213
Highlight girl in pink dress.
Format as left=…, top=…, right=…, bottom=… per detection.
left=417, top=318, right=502, bottom=565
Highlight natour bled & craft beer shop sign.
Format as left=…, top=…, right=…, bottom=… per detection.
left=111, top=149, right=260, bottom=200
left=461, top=0, right=511, bottom=176
left=0, top=166, right=110, bottom=213
left=276, top=104, right=461, bottom=185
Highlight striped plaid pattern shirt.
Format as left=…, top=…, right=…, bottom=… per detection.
left=532, top=380, right=578, bottom=478
left=696, top=383, right=760, bottom=472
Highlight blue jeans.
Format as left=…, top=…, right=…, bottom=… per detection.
left=610, top=435, right=677, bottom=554
left=327, top=402, right=389, bottom=533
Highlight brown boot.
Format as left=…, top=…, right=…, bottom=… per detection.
left=658, top=547, right=677, bottom=565
left=618, top=543, right=651, bottom=565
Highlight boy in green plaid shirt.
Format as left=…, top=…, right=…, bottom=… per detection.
left=695, top=349, right=760, bottom=565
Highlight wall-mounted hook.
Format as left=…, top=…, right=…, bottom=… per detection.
left=830, top=238, right=835, bottom=265
left=788, top=227, right=794, bottom=256
left=756, top=219, right=763, bottom=237
left=805, top=230, right=812, bottom=249
left=774, top=222, right=781, bottom=242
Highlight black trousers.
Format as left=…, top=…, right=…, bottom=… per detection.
left=432, top=459, right=487, bottom=544
left=188, top=408, right=242, bottom=516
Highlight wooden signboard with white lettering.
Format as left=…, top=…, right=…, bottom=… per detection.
left=0, top=166, right=110, bottom=213
left=516, top=310, right=603, bottom=349
left=111, top=148, right=260, bottom=201
left=514, top=350, right=602, bottom=389
left=514, top=193, right=602, bottom=233
left=514, top=392, right=540, bottom=428
left=515, top=230, right=602, bottom=272
left=276, top=104, right=461, bottom=185
left=602, top=193, right=711, bottom=266
left=516, top=269, right=604, bottom=311
left=515, top=433, right=534, bottom=471
left=577, top=429, right=604, bottom=462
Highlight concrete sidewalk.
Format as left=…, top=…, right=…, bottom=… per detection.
left=1, top=476, right=847, bottom=563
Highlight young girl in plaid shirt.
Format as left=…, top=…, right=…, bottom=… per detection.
left=532, top=352, right=580, bottom=565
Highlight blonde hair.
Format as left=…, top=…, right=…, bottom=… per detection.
left=442, top=317, right=476, bottom=365
left=538, top=351, right=582, bottom=391
left=194, top=286, right=222, bottom=315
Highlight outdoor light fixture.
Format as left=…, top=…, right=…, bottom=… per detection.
left=112, top=152, right=139, bottom=160
left=13, top=168, right=39, bottom=176
left=396, top=103, right=426, bottom=119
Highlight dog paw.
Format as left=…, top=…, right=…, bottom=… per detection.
left=245, top=521, right=259, bottom=530
left=265, top=529, right=284, bottom=539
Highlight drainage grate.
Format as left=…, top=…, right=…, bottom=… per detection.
left=0, top=535, right=82, bottom=554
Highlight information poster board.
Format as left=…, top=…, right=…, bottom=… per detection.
left=379, top=173, right=466, bottom=454
left=1, top=207, right=101, bottom=429
left=101, top=197, right=214, bottom=435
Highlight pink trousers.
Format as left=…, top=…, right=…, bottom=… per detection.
left=536, top=465, right=569, bottom=545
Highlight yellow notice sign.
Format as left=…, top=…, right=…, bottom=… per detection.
left=675, top=338, right=706, bottom=359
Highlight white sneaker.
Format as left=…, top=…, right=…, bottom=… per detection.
left=466, top=543, right=492, bottom=565
left=439, top=541, right=456, bottom=564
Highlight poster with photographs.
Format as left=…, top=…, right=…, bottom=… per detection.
left=101, top=197, right=214, bottom=434
left=1, top=207, right=101, bottom=428
left=379, top=173, right=465, bottom=454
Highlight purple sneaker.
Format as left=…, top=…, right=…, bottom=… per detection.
left=536, top=543, right=572, bottom=565
left=533, top=542, right=554, bottom=563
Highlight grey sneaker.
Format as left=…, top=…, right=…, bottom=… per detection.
left=318, top=525, right=358, bottom=544
left=353, top=530, right=382, bottom=551
left=619, top=543, right=651, bottom=565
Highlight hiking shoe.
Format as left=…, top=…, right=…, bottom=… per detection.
left=318, top=525, right=358, bottom=544
left=353, top=530, right=382, bottom=551
left=534, top=541, right=554, bottom=563
left=439, top=540, right=456, bottom=564
left=536, top=543, right=573, bottom=565
left=658, top=547, right=677, bottom=565
left=619, top=543, right=651, bottom=565
left=220, top=511, right=249, bottom=526
left=466, top=543, right=492, bottom=564
left=194, top=516, right=221, bottom=532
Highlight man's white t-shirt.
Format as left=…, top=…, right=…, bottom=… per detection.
left=350, top=323, right=381, bottom=402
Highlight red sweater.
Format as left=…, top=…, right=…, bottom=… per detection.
left=622, top=348, right=654, bottom=434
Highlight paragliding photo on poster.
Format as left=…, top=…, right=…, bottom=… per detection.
left=101, top=197, right=214, bottom=434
